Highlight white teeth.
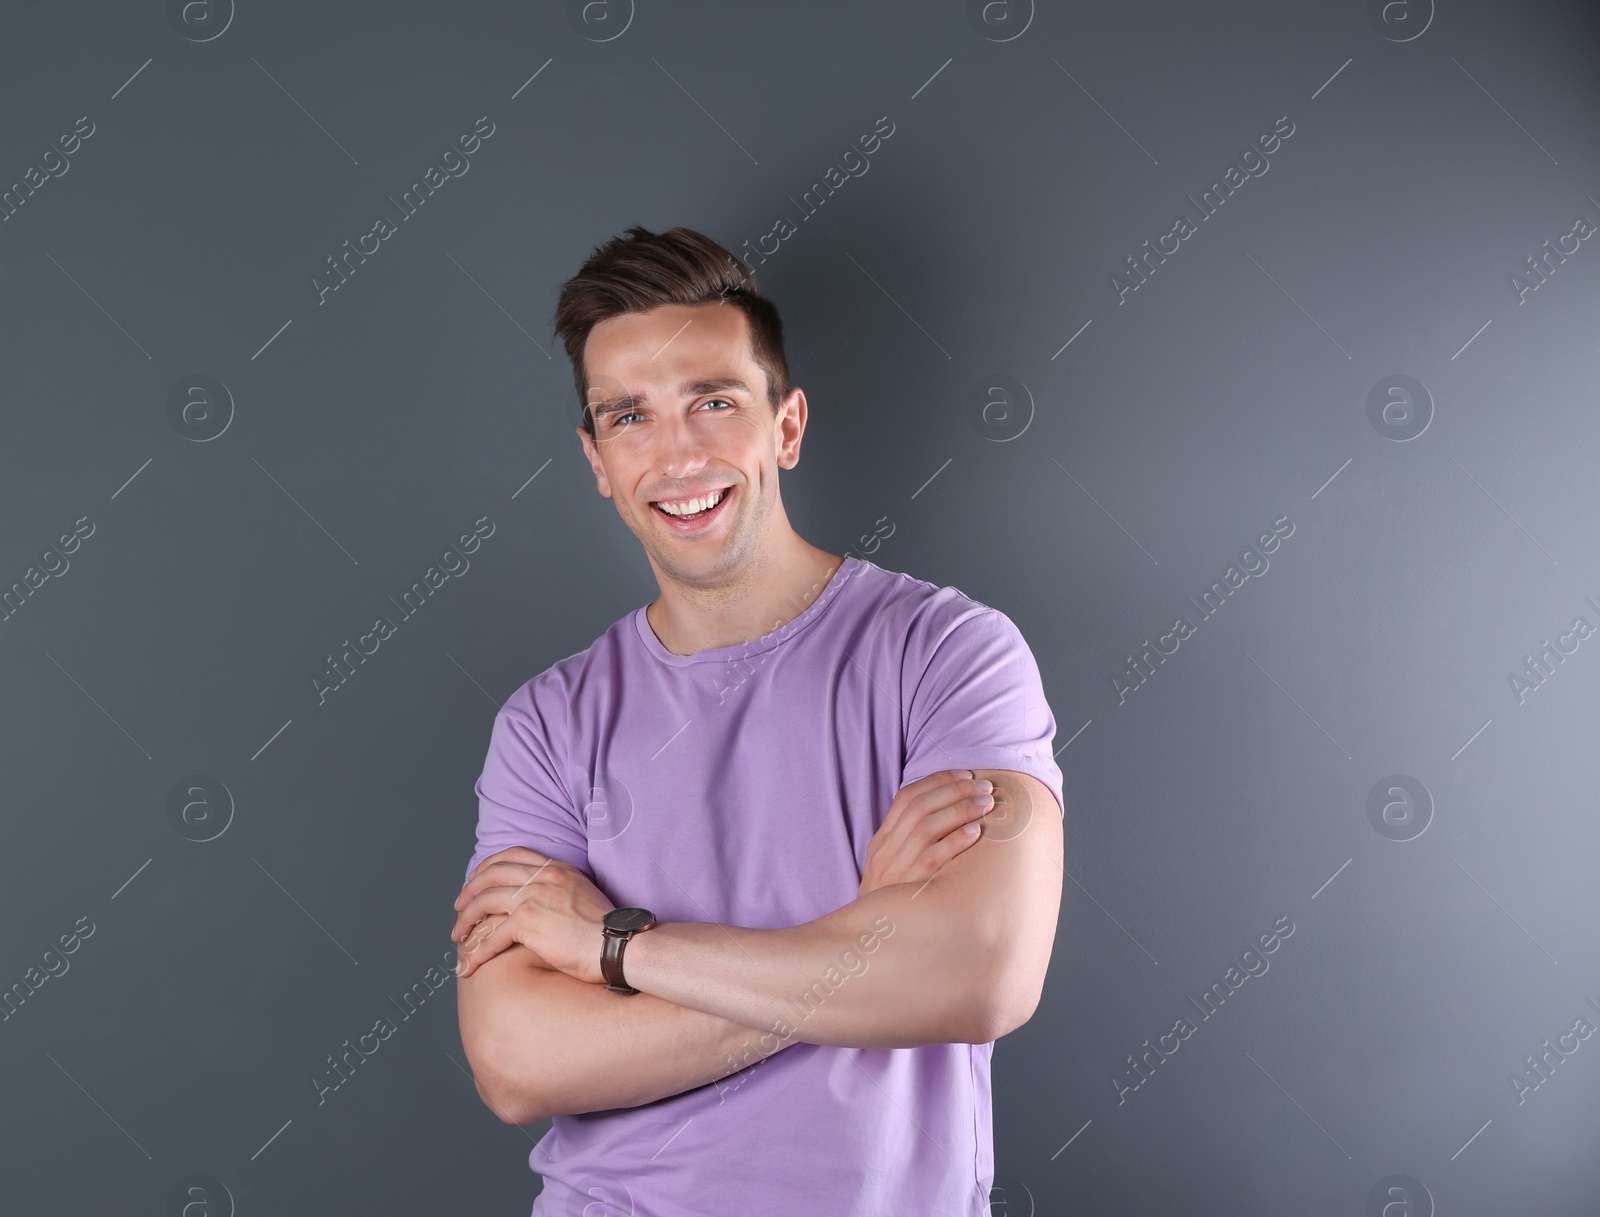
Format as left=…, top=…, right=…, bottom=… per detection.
left=655, top=488, right=727, bottom=517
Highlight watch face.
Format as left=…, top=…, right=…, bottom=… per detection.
left=605, top=906, right=655, bottom=932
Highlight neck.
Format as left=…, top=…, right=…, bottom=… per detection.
left=645, top=530, right=845, bottom=656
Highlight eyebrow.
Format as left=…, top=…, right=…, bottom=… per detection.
left=588, top=377, right=752, bottom=425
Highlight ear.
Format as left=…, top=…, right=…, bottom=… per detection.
left=775, top=387, right=808, bottom=470
left=576, top=425, right=613, bottom=498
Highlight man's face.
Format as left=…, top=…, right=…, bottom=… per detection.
left=577, top=301, right=803, bottom=587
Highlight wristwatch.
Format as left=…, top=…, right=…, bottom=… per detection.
left=601, top=907, right=658, bottom=994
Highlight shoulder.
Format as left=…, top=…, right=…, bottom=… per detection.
left=851, top=558, right=1016, bottom=656
left=496, top=608, right=635, bottom=726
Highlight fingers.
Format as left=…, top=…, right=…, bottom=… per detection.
left=860, top=777, right=998, bottom=894
left=909, top=776, right=993, bottom=821
left=876, top=775, right=993, bottom=860
left=454, top=912, right=513, bottom=978
left=920, top=791, right=996, bottom=842
left=859, top=794, right=988, bottom=896
left=975, top=777, right=1037, bottom=843
left=900, top=792, right=993, bottom=865
left=911, top=808, right=987, bottom=874
left=455, top=852, right=560, bottom=911
left=451, top=895, right=492, bottom=946
left=451, top=888, right=513, bottom=942
left=876, top=769, right=973, bottom=840
left=451, top=852, right=600, bottom=946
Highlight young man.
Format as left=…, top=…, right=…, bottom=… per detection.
left=452, top=225, right=1066, bottom=1216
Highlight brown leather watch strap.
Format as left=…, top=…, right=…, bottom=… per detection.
left=601, top=909, right=657, bottom=994
left=601, top=929, right=636, bottom=993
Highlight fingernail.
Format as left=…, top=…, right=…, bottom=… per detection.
left=975, top=780, right=993, bottom=793
left=957, top=770, right=974, bottom=779
left=964, top=822, right=980, bottom=835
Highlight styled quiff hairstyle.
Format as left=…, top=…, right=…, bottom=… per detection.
left=552, top=225, right=792, bottom=442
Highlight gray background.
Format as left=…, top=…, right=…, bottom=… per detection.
left=2, top=0, right=1597, bottom=1213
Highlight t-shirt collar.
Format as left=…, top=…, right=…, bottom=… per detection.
left=633, top=555, right=863, bottom=667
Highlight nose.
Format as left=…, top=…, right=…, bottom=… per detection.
left=649, top=408, right=711, bottom=483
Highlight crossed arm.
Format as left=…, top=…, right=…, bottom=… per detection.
left=454, top=769, right=1062, bottom=1125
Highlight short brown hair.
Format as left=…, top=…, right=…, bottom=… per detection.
left=552, top=225, right=791, bottom=442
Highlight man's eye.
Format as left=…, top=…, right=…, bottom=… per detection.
left=612, top=399, right=732, bottom=429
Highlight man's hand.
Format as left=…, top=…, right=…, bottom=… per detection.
left=453, top=771, right=993, bottom=979
left=453, top=910, right=529, bottom=969
left=857, top=770, right=995, bottom=899
left=452, top=848, right=616, bottom=982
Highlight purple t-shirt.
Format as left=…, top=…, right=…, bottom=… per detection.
left=465, top=555, right=1064, bottom=1217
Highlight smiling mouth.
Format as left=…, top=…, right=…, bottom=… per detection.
left=650, top=486, right=732, bottom=521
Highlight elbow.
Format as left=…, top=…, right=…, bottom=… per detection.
left=487, top=1076, right=543, bottom=1126
left=488, top=1043, right=564, bottom=1125
left=960, top=992, right=1040, bottom=1045
left=456, top=955, right=575, bottom=1125
left=462, top=1030, right=551, bottom=1126
left=470, top=1054, right=537, bottom=1125
left=988, top=986, right=1045, bottom=1042
left=481, top=1062, right=552, bottom=1126
left=962, top=951, right=1048, bottom=1044
left=500, top=1096, right=549, bottom=1127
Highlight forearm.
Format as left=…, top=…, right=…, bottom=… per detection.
left=621, top=882, right=999, bottom=1049
left=457, top=945, right=795, bottom=1124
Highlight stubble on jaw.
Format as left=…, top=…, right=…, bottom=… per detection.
left=647, top=489, right=771, bottom=612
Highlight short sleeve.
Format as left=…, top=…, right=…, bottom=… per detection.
left=901, top=608, right=1065, bottom=818
left=463, top=703, right=590, bottom=887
